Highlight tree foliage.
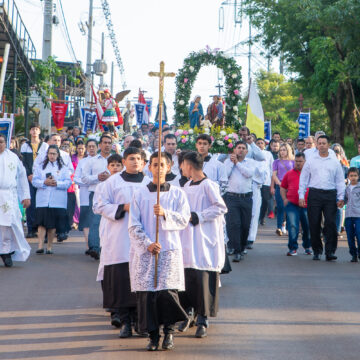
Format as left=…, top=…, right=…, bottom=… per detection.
left=244, top=0, right=360, bottom=144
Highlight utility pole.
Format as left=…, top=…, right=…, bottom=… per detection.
left=39, top=0, right=53, bottom=134
left=110, top=61, right=114, bottom=94
left=85, top=0, right=93, bottom=105
left=99, top=32, right=104, bottom=90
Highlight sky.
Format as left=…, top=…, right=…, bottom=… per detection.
left=15, top=0, right=271, bottom=122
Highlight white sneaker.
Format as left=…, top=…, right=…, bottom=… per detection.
left=281, top=226, right=287, bottom=235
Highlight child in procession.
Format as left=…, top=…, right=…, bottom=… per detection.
left=128, top=152, right=191, bottom=351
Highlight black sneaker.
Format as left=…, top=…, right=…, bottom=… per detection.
left=146, top=336, right=159, bottom=351
left=351, top=255, right=358, bottom=263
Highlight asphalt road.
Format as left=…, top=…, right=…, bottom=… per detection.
left=1, top=221, right=360, bottom=360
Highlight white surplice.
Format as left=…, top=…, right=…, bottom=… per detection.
left=128, top=184, right=190, bottom=292
left=181, top=178, right=227, bottom=272
left=92, top=172, right=150, bottom=281
left=0, top=149, right=31, bottom=261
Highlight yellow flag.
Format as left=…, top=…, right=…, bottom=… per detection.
left=246, top=81, right=264, bottom=138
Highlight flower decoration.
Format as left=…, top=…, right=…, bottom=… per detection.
left=174, top=50, right=242, bottom=127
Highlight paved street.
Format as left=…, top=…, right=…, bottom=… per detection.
left=1, top=221, right=360, bottom=360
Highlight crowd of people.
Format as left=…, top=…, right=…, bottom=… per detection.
left=1, top=119, right=360, bottom=351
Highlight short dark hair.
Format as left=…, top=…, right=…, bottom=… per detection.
left=123, top=147, right=142, bottom=159
left=273, top=131, right=281, bottom=136
left=183, top=151, right=204, bottom=170
left=149, top=151, right=172, bottom=165
left=317, top=135, right=330, bottom=143
left=164, top=151, right=172, bottom=162
left=128, top=139, right=142, bottom=149
left=67, top=126, right=74, bottom=131
left=107, top=154, right=123, bottom=165
left=100, top=134, right=112, bottom=143
left=86, top=139, right=98, bottom=146
left=196, top=134, right=212, bottom=145
left=164, top=134, right=176, bottom=143
left=348, top=167, right=359, bottom=176
left=234, top=140, right=247, bottom=148
left=30, top=122, right=40, bottom=130
left=256, top=138, right=265, bottom=143
left=295, top=152, right=305, bottom=159
left=178, top=150, right=191, bottom=165
left=0, top=133, right=7, bottom=142
left=297, top=138, right=305, bottom=143
left=151, top=127, right=159, bottom=134
left=239, top=126, right=250, bottom=135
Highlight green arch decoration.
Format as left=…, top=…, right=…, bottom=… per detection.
left=174, top=49, right=242, bottom=126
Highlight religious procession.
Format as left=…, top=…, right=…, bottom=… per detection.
left=1, top=0, right=360, bottom=359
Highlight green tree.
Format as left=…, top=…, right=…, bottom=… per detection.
left=240, top=70, right=330, bottom=138
left=244, top=0, right=360, bottom=145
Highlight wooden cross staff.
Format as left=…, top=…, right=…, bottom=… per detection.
left=149, top=61, right=175, bottom=287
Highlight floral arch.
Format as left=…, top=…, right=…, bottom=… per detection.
left=174, top=49, right=242, bottom=126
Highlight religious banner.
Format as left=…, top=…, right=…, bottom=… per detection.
left=154, top=101, right=168, bottom=123
left=0, top=114, right=14, bottom=148
left=297, top=112, right=311, bottom=138
left=135, top=103, right=147, bottom=125
left=146, top=99, right=153, bottom=117
left=80, top=108, right=97, bottom=134
left=51, top=103, right=68, bottom=131
left=264, top=121, right=271, bottom=141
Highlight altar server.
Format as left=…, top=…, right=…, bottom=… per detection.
left=0, top=134, right=31, bottom=267
left=93, top=148, right=149, bottom=338
left=179, top=151, right=227, bottom=338
left=129, top=152, right=190, bottom=351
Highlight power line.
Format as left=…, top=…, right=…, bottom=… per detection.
left=57, top=0, right=78, bottom=63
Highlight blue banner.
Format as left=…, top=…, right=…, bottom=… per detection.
left=0, top=117, right=14, bottom=148
left=146, top=99, right=152, bottom=117
left=135, top=103, right=146, bottom=126
left=297, top=112, right=310, bottom=138
left=264, top=121, right=271, bottom=141
left=80, top=108, right=97, bottom=134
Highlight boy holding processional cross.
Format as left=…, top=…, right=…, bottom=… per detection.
left=128, top=152, right=191, bottom=351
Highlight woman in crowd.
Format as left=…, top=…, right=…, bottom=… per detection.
left=32, top=145, right=72, bottom=254
left=271, top=143, right=295, bottom=236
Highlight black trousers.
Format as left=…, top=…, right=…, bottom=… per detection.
left=26, top=181, right=37, bottom=233
left=67, top=192, right=76, bottom=228
left=307, top=188, right=338, bottom=255
left=259, top=185, right=271, bottom=222
left=225, top=193, right=253, bottom=253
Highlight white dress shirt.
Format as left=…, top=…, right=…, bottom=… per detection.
left=299, top=152, right=345, bottom=200
left=262, top=150, right=274, bottom=186
left=32, top=162, right=72, bottom=208
left=225, top=157, right=255, bottom=194
left=203, top=154, right=228, bottom=189
left=74, top=156, right=94, bottom=206
left=81, top=153, right=110, bottom=192
left=246, top=142, right=266, bottom=161
left=304, top=147, right=336, bottom=160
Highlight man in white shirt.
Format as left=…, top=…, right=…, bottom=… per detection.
left=195, top=134, right=227, bottom=192
left=82, top=135, right=112, bottom=259
left=256, top=138, right=274, bottom=226
left=164, top=134, right=180, bottom=175
left=238, top=127, right=266, bottom=161
left=299, top=135, right=345, bottom=261
left=224, top=141, right=255, bottom=261
left=304, top=131, right=336, bottom=160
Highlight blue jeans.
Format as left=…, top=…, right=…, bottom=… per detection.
left=88, top=192, right=101, bottom=253
left=285, top=202, right=311, bottom=251
left=345, top=217, right=360, bottom=256
left=275, top=185, right=285, bottom=229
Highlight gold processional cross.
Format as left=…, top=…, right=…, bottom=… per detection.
left=148, top=61, right=175, bottom=288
